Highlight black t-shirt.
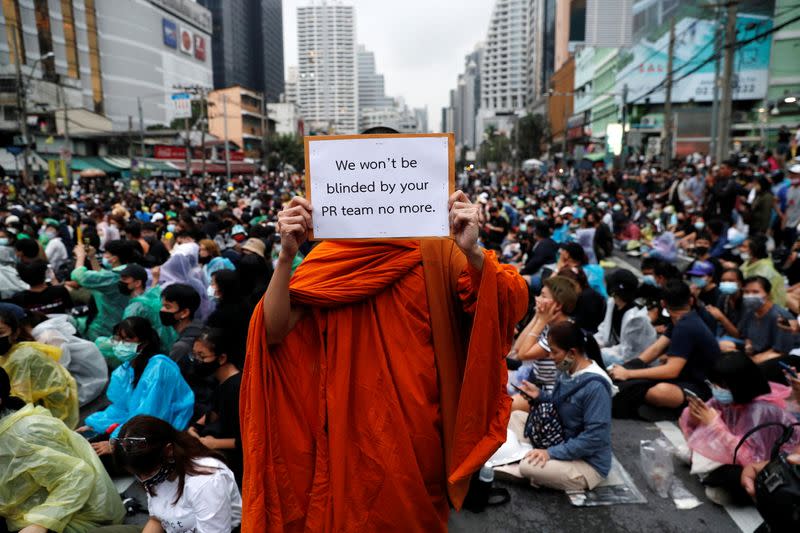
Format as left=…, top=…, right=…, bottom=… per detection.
left=9, top=285, right=73, bottom=315
left=487, top=215, right=510, bottom=245
left=665, top=311, right=721, bottom=385
left=201, top=372, right=243, bottom=483
left=699, top=286, right=721, bottom=308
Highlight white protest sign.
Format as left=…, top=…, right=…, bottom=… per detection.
left=304, top=134, right=454, bottom=240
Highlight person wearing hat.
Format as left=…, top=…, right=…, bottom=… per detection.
left=241, top=238, right=266, bottom=259
left=686, top=259, right=720, bottom=307
left=595, top=270, right=657, bottom=367
left=95, top=264, right=178, bottom=364
left=41, top=218, right=68, bottom=274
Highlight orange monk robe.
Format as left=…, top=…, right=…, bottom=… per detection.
left=240, top=239, right=528, bottom=532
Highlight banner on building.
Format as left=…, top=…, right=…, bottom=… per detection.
left=171, top=93, right=192, bottom=119
left=179, top=26, right=194, bottom=55
left=162, top=19, right=177, bottom=48
left=617, top=13, right=773, bottom=104
left=194, top=35, right=206, bottom=61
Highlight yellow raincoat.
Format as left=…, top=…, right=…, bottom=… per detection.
left=0, top=405, right=125, bottom=532
left=0, top=341, right=79, bottom=428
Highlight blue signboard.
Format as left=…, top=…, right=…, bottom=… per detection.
left=163, top=18, right=178, bottom=49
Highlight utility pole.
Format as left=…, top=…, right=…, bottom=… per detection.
left=662, top=17, right=676, bottom=169
left=716, top=0, right=738, bottom=163
left=223, top=94, right=231, bottom=182
left=184, top=116, right=191, bottom=179
left=709, top=8, right=723, bottom=162
left=138, top=97, right=145, bottom=165
left=10, top=23, right=31, bottom=185
left=200, top=90, right=207, bottom=179
left=61, top=85, right=71, bottom=183
left=128, top=116, right=134, bottom=160
left=621, top=83, right=629, bottom=166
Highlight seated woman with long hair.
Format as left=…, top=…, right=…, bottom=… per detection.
left=679, top=351, right=800, bottom=505
left=81, top=317, right=194, bottom=454
left=112, top=415, right=242, bottom=532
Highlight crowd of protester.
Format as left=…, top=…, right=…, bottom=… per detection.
left=1, top=148, right=800, bottom=531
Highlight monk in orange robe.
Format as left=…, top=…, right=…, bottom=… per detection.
left=240, top=191, right=528, bottom=532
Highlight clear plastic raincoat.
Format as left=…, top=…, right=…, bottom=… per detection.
left=85, top=354, right=194, bottom=437
left=0, top=341, right=79, bottom=428
left=0, top=404, right=125, bottom=532
left=679, top=383, right=800, bottom=466
left=596, top=299, right=658, bottom=366
left=32, top=315, right=108, bottom=406
left=159, top=249, right=213, bottom=320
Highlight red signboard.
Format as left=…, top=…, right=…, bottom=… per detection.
left=154, top=145, right=187, bottom=159
left=194, top=35, right=206, bottom=61
left=222, top=150, right=245, bottom=161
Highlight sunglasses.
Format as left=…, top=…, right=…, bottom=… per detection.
left=110, top=436, right=148, bottom=453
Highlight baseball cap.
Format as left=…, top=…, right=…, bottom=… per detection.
left=231, top=224, right=247, bottom=236
left=559, top=206, right=575, bottom=216
left=119, top=264, right=148, bottom=282
left=607, top=269, right=639, bottom=297
left=788, top=163, right=800, bottom=175
left=242, top=238, right=266, bottom=258
left=561, top=242, right=587, bottom=265
left=686, top=260, right=714, bottom=277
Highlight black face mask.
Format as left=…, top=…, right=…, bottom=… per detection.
left=694, top=246, right=709, bottom=257
left=159, top=310, right=179, bottom=327
left=191, top=358, right=220, bottom=378
left=117, top=281, right=133, bottom=296
left=0, top=335, right=11, bottom=356
left=198, top=255, right=211, bottom=265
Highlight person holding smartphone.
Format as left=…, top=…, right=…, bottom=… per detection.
left=679, top=352, right=800, bottom=506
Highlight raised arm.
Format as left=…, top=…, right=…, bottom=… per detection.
left=263, top=197, right=311, bottom=345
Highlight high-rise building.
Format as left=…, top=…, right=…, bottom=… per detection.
left=284, top=65, right=299, bottom=105
left=208, top=86, right=265, bottom=158
left=199, top=0, right=284, bottom=102
left=413, top=108, right=429, bottom=134
left=477, top=0, right=529, bottom=137
left=297, top=0, right=358, bottom=134
left=357, top=44, right=393, bottom=111
left=455, top=45, right=483, bottom=150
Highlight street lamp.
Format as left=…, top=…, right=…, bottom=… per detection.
left=15, top=51, right=57, bottom=184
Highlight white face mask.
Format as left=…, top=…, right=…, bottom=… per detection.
left=206, top=285, right=217, bottom=299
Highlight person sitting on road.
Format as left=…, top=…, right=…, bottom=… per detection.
left=595, top=269, right=657, bottom=367
left=737, top=234, right=786, bottom=307
left=554, top=267, right=605, bottom=334
left=502, top=321, right=613, bottom=491
left=112, top=415, right=242, bottom=532
left=509, top=276, right=580, bottom=407
left=679, top=352, right=800, bottom=506
left=0, top=367, right=126, bottom=533
left=609, top=280, right=721, bottom=420
left=705, top=268, right=745, bottom=340
left=719, top=276, right=798, bottom=381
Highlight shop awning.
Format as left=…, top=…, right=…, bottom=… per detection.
left=70, top=156, right=123, bottom=173
left=581, top=152, right=606, bottom=162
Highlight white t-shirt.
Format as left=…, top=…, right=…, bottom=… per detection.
left=147, top=457, right=242, bottom=533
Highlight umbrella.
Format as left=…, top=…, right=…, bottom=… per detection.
left=79, top=168, right=106, bottom=178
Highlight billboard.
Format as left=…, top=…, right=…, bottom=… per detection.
left=194, top=34, right=206, bottom=61
left=171, top=92, right=192, bottom=119
left=179, top=26, right=193, bottom=55
left=617, top=13, right=773, bottom=104
left=162, top=18, right=177, bottom=48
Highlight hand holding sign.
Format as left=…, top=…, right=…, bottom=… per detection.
left=277, top=197, right=313, bottom=260
left=448, top=190, right=484, bottom=270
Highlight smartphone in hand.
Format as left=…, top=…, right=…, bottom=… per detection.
left=683, top=388, right=701, bottom=402
left=779, top=361, right=798, bottom=379
left=511, top=383, right=535, bottom=401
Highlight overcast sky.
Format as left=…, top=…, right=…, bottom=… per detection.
left=282, top=0, right=494, bottom=131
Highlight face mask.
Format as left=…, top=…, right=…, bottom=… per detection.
left=0, top=238, right=8, bottom=246
left=742, top=294, right=765, bottom=311
left=740, top=252, right=751, bottom=262
left=117, top=281, right=133, bottom=296
left=45, top=229, right=57, bottom=239
left=166, top=224, right=176, bottom=233
left=191, top=357, right=220, bottom=378
left=112, top=341, right=139, bottom=363
left=719, top=281, right=739, bottom=295
left=690, top=277, right=707, bottom=289
left=198, top=255, right=211, bottom=265
left=555, top=354, right=575, bottom=374
left=710, top=385, right=734, bottom=405
left=693, top=246, right=709, bottom=256
left=0, top=335, right=11, bottom=356
left=101, top=257, right=113, bottom=269
left=159, top=310, right=179, bottom=327
left=642, top=274, right=657, bottom=286
left=694, top=221, right=705, bottom=231
left=206, top=285, right=217, bottom=299
left=138, top=463, right=174, bottom=494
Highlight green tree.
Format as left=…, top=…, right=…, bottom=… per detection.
left=266, top=134, right=304, bottom=171
left=513, top=113, right=547, bottom=159
left=478, top=125, right=512, bottom=166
